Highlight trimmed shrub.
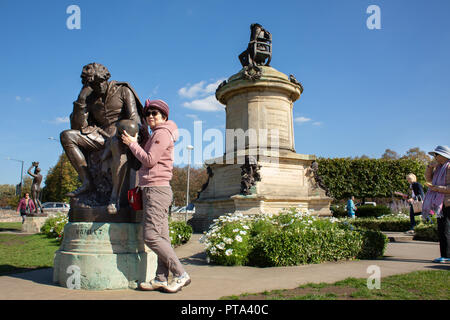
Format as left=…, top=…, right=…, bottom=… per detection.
left=316, top=158, right=426, bottom=200
left=414, top=220, right=438, bottom=242
left=330, top=205, right=348, bottom=218
left=248, top=228, right=363, bottom=267
left=169, top=220, right=193, bottom=247
left=343, top=215, right=415, bottom=232
left=356, top=205, right=391, bottom=218
left=357, top=230, right=389, bottom=259
left=201, top=208, right=388, bottom=267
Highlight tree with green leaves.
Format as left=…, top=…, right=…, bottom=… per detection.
left=41, top=153, right=80, bottom=203
left=401, top=147, right=431, bottom=165
left=382, top=149, right=400, bottom=160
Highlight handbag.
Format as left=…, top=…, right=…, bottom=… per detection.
left=127, top=187, right=143, bottom=211
left=411, top=196, right=423, bottom=214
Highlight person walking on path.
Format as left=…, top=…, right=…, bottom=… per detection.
left=16, top=193, right=35, bottom=224
left=347, top=196, right=357, bottom=219
left=423, top=145, right=450, bottom=263
left=404, top=173, right=425, bottom=234
left=121, top=99, right=191, bottom=293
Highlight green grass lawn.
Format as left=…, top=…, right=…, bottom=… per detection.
left=222, top=270, right=450, bottom=300
left=0, top=222, right=22, bottom=232
left=0, top=223, right=60, bottom=275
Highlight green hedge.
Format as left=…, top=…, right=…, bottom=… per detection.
left=316, top=158, right=426, bottom=200
left=345, top=216, right=417, bottom=232
left=247, top=228, right=374, bottom=267
left=356, top=205, right=391, bottom=218
left=330, top=205, right=348, bottom=218
left=357, top=229, right=389, bottom=259
left=414, top=222, right=439, bottom=242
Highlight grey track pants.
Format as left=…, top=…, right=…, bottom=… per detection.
left=142, top=186, right=186, bottom=282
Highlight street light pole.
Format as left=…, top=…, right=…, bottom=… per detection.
left=6, top=157, right=24, bottom=196
left=185, top=145, right=194, bottom=222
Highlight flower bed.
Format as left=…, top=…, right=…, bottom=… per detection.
left=200, top=208, right=388, bottom=267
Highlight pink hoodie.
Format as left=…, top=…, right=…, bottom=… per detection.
left=128, top=120, right=179, bottom=187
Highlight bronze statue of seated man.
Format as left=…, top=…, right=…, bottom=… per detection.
left=60, top=63, right=146, bottom=215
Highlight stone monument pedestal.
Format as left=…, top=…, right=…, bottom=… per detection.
left=22, top=213, right=48, bottom=234
left=191, top=66, right=331, bottom=232
left=53, top=222, right=156, bottom=290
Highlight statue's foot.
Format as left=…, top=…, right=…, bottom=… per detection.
left=66, top=183, right=92, bottom=197
left=107, top=202, right=119, bottom=215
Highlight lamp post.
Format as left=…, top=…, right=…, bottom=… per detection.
left=185, top=145, right=194, bottom=222
left=6, top=157, right=24, bottom=196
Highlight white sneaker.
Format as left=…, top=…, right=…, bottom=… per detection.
left=163, top=272, right=191, bottom=293
left=138, top=279, right=168, bottom=291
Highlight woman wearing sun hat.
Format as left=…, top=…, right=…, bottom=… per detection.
left=423, top=145, right=450, bottom=263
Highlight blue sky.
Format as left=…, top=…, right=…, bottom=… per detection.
left=0, top=0, right=449, bottom=185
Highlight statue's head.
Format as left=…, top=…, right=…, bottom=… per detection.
left=81, top=63, right=111, bottom=95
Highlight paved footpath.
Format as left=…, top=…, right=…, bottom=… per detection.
left=0, top=233, right=448, bottom=300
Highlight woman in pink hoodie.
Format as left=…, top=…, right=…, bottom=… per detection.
left=16, top=192, right=36, bottom=224
left=122, top=99, right=190, bottom=293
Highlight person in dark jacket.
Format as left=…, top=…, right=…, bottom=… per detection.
left=404, top=173, right=425, bottom=234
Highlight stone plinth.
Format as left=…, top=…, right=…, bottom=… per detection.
left=218, top=66, right=300, bottom=153
left=191, top=66, right=331, bottom=232
left=53, top=222, right=156, bottom=290
left=22, top=214, right=48, bottom=233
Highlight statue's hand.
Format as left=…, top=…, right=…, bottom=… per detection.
left=77, top=85, right=94, bottom=103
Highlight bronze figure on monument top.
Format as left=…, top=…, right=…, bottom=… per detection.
left=239, top=23, right=272, bottom=80
left=60, top=62, right=147, bottom=219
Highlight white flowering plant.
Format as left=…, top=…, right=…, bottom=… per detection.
left=199, top=212, right=253, bottom=266
left=199, top=207, right=379, bottom=267
left=40, top=212, right=69, bottom=243
left=169, top=220, right=193, bottom=247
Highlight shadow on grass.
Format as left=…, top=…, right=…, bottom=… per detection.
left=0, top=228, right=23, bottom=232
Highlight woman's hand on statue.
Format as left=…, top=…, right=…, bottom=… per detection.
left=121, top=130, right=138, bottom=146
